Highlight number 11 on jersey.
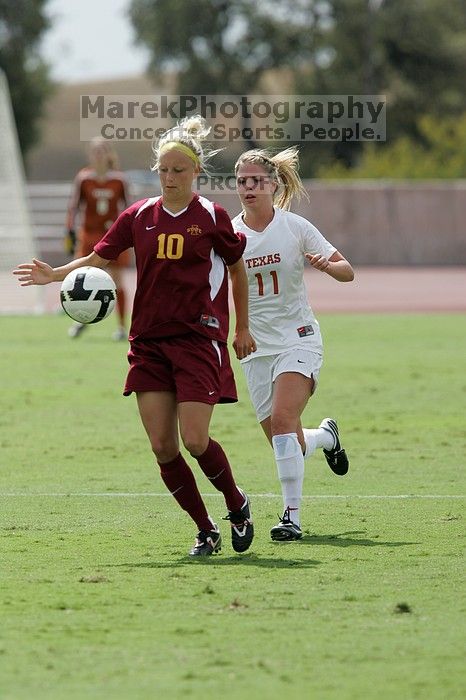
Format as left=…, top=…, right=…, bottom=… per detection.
left=254, top=270, right=279, bottom=296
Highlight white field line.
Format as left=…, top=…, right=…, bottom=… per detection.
left=0, top=492, right=464, bottom=499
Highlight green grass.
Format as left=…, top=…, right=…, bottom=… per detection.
left=1, top=314, right=465, bottom=700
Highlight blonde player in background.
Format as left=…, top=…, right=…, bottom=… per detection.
left=233, top=147, right=354, bottom=541
left=65, top=138, right=130, bottom=340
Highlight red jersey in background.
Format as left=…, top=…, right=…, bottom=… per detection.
left=67, top=168, right=130, bottom=263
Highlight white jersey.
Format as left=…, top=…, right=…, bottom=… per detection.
left=231, top=207, right=336, bottom=361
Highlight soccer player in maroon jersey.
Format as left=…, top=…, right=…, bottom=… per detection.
left=66, top=138, right=130, bottom=340
left=14, top=116, right=257, bottom=557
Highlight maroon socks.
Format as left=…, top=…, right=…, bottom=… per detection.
left=195, top=439, right=244, bottom=512
left=158, top=453, right=213, bottom=531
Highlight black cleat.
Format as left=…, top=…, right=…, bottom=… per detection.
left=320, top=418, right=349, bottom=475
left=270, top=507, right=303, bottom=541
left=189, top=526, right=222, bottom=557
left=224, top=492, right=254, bottom=553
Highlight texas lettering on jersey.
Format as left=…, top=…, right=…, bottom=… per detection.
left=232, top=207, right=337, bottom=359
left=245, top=253, right=281, bottom=268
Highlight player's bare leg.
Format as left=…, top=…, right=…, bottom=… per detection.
left=137, top=392, right=220, bottom=555
left=260, top=378, right=349, bottom=476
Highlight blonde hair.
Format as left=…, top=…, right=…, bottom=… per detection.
left=152, top=115, right=220, bottom=172
left=235, top=146, right=309, bottom=210
left=88, top=137, right=120, bottom=170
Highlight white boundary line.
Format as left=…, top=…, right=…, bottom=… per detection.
left=0, top=492, right=464, bottom=499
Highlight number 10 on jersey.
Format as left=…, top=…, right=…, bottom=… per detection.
left=156, top=233, right=184, bottom=260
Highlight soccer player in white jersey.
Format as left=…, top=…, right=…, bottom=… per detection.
left=232, top=147, right=354, bottom=541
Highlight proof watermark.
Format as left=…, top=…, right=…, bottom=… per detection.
left=80, top=94, right=386, bottom=143
left=194, top=173, right=300, bottom=198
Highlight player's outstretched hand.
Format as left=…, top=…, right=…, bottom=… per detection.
left=12, top=258, right=55, bottom=286
left=233, top=329, right=257, bottom=360
left=305, top=253, right=330, bottom=272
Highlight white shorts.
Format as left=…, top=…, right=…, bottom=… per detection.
left=242, top=348, right=323, bottom=422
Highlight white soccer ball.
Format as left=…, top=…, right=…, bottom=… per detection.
left=60, top=267, right=116, bottom=324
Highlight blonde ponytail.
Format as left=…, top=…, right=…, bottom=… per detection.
left=152, top=114, right=221, bottom=172
left=235, top=146, right=309, bottom=210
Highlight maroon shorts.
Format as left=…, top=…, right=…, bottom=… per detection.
left=124, top=334, right=238, bottom=404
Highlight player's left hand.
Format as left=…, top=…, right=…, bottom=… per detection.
left=233, top=329, right=257, bottom=360
left=305, top=253, right=330, bottom=272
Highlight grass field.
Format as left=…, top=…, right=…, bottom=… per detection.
left=1, top=313, right=465, bottom=700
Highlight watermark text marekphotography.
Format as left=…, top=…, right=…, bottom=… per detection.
left=80, top=94, right=386, bottom=142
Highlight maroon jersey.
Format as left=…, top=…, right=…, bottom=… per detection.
left=94, top=194, right=245, bottom=342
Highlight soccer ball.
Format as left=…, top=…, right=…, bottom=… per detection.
left=60, top=267, right=116, bottom=324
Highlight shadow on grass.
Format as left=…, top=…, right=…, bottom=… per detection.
left=107, top=553, right=321, bottom=569
left=298, top=530, right=419, bottom=547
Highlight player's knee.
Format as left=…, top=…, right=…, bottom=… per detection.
left=180, top=431, right=209, bottom=457
left=271, top=411, right=297, bottom=436
left=149, top=435, right=178, bottom=462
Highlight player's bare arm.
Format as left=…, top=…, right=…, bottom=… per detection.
left=305, top=251, right=354, bottom=282
left=228, top=258, right=257, bottom=360
left=13, top=251, right=110, bottom=286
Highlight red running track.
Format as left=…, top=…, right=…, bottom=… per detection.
left=3, top=267, right=466, bottom=315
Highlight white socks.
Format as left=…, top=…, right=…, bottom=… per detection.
left=302, top=427, right=334, bottom=459
left=272, top=433, right=304, bottom=526
left=272, top=428, right=337, bottom=526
